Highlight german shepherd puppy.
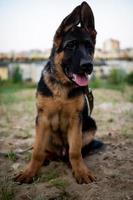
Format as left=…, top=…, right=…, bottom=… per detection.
left=15, top=1, right=97, bottom=184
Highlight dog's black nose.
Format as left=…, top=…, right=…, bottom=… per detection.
left=80, top=59, right=93, bottom=74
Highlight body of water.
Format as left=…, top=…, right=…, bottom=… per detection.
left=7, top=60, right=133, bottom=82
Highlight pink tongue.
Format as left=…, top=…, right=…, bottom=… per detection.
left=73, top=74, right=88, bottom=86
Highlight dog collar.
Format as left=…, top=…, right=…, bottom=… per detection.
left=84, top=94, right=90, bottom=116
left=84, top=88, right=94, bottom=116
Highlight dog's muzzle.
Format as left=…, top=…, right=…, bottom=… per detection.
left=80, top=59, right=93, bottom=75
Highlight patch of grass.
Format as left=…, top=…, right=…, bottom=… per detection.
left=107, top=118, right=114, bottom=123
left=0, top=177, right=14, bottom=200
left=102, top=82, right=126, bottom=92
left=14, top=131, right=32, bottom=139
left=34, top=190, right=72, bottom=200
left=121, top=131, right=133, bottom=139
left=89, top=69, right=133, bottom=92
left=125, top=110, right=133, bottom=119
left=0, top=80, right=36, bottom=94
left=49, top=190, right=72, bottom=200
left=90, top=77, right=102, bottom=88
left=120, top=124, right=133, bottom=139
left=24, top=152, right=32, bottom=161
left=50, top=178, right=68, bottom=190
left=90, top=77, right=126, bottom=92
left=128, top=93, right=133, bottom=103
left=0, top=130, right=10, bottom=137
left=0, top=82, right=35, bottom=105
left=122, top=85, right=133, bottom=102
left=0, top=93, right=20, bottom=105
left=6, top=151, right=17, bottom=162
left=38, top=170, right=60, bottom=182
left=33, top=194, right=44, bottom=200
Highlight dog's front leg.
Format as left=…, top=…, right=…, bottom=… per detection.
left=68, top=117, right=96, bottom=184
left=14, top=114, right=51, bottom=183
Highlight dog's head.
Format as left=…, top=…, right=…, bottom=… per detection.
left=51, top=1, right=97, bottom=87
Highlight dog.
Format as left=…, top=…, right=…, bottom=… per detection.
left=15, top=1, right=98, bottom=184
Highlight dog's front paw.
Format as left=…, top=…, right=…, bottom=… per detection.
left=74, top=166, right=96, bottom=184
left=14, top=170, right=35, bottom=184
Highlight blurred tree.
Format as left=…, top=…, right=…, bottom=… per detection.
left=108, top=68, right=126, bottom=85
left=126, top=72, right=133, bottom=85
left=12, top=65, right=22, bottom=83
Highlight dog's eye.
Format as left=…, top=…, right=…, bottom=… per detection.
left=65, top=41, right=77, bottom=50
left=85, top=41, right=94, bottom=52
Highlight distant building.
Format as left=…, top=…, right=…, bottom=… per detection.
left=0, top=62, right=8, bottom=80
left=103, top=39, right=120, bottom=52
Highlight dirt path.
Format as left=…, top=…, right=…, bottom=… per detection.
left=0, top=88, right=133, bottom=200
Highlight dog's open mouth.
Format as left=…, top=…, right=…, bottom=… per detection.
left=72, top=73, right=89, bottom=86
left=64, top=68, right=89, bottom=86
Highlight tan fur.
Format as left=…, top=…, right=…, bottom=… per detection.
left=54, top=52, right=71, bottom=85
left=67, top=118, right=95, bottom=183
left=54, top=36, right=62, bottom=49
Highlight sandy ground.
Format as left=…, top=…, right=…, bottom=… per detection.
left=0, top=87, right=133, bottom=200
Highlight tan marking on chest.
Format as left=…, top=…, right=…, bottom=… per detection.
left=37, top=93, right=84, bottom=133
left=51, top=114, right=59, bottom=131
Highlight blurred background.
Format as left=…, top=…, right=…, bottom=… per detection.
left=0, top=0, right=133, bottom=85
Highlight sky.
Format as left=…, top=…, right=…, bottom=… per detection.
left=0, top=0, right=133, bottom=52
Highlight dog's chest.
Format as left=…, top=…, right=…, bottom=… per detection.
left=50, top=111, right=68, bottom=134
left=37, top=89, right=84, bottom=133
left=50, top=97, right=82, bottom=132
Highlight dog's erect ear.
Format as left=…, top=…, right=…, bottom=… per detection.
left=54, top=5, right=80, bottom=49
left=80, top=1, right=97, bottom=42
left=80, top=1, right=95, bottom=30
